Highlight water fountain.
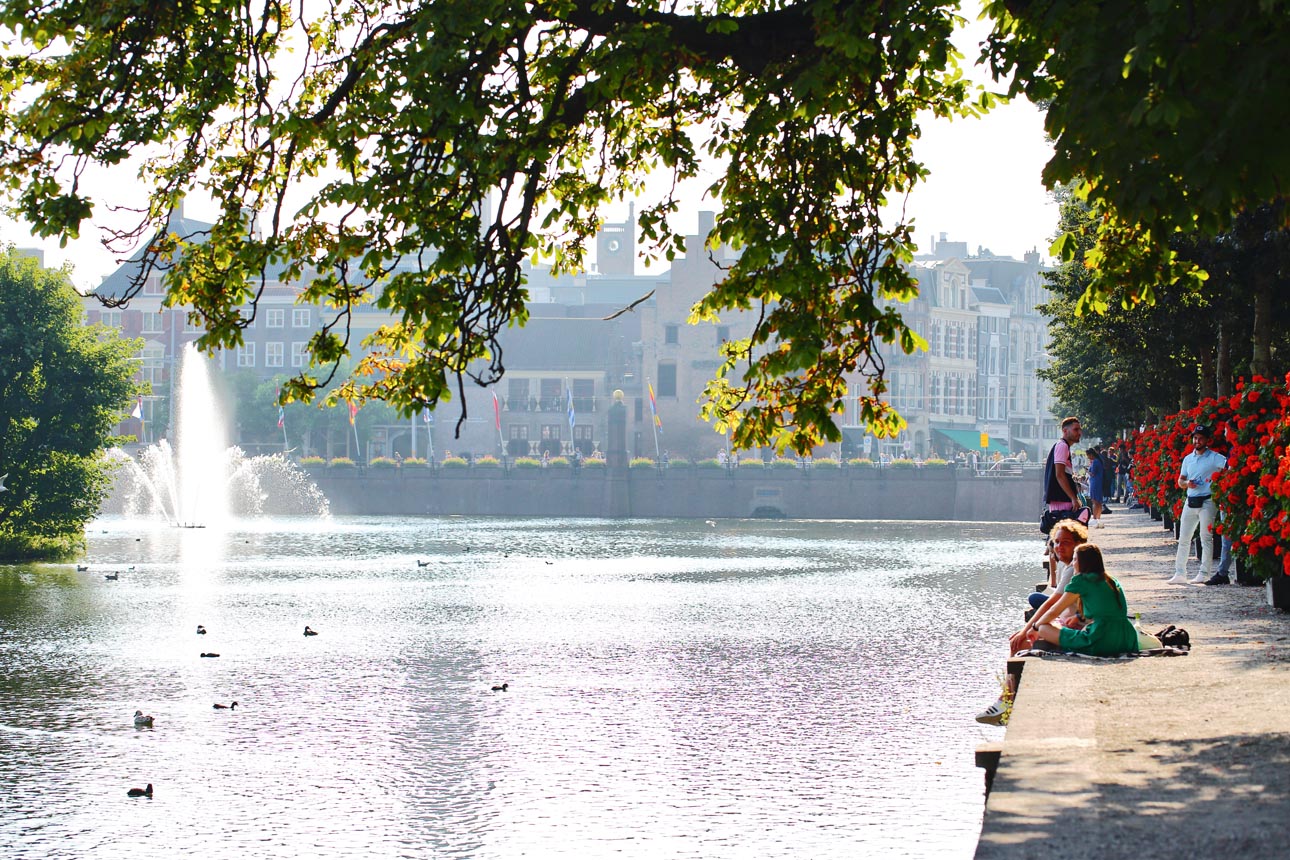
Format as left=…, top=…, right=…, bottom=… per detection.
left=103, top=344, right=329, bottom=524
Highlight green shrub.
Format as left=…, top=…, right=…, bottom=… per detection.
left=630, top=457, right=656, bottom=469
left=771, top=457, right=799, bottom=469
left=890, top=458, right=916, bottom=469
left=368, top=456, right=397, bottom=468
left=328, top=457, right=356, bottom=468
left=514, top=457, right=542, bottom=469
left=403, top=457, right=427, bottom=466
left=474, top=455, right=501, bottom=467
left=582, top=458, right=606, bottom=469
left=696, top=458, right=723, bottom=469
left=442, top=457, right=468, bottom=468
left=300, top=456, right=325, bottom=466
left=547, top=456, right=571, bottom=467
left=813, top=457, right=840, bottom=469
left=847, top=458, right=875, bottom=468
left=667, top=457, right=691, bottom=468
left=924, top=458, right=949, bottom=467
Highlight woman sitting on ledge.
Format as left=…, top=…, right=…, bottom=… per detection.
left=1021, top=543, right=1138, bottom=656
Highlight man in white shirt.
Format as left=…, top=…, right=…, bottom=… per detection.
left=1167, top=424, right=1228, bottom=585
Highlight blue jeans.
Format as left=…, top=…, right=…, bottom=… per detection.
left=1028, top=591, right=1048, bottom=610
left=1216, top=534, right=1233, bottom=576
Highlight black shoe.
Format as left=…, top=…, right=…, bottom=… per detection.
left=1101, top=506, right=1114, bottom=513
left=1204, top=573, right=1230, bottom=585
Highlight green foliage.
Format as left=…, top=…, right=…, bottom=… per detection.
left=299, top=456, right=326, bottom=466
left=889, top=458, right=915, bottom=469
left=368, top=456, right=397, bottom=468
left=847, top=457, right=875, bottom=468
left=984, top=1, right=1290, bottom=310
left=813, top=457, right=840, bottom=469
left=327, top=457, right=356, bottom=468
left=629, top=457, right=656, bottom=470
left=513, top=457, right=542, bottom=469
left=0, top=0, right=977, bottom=455
left=0, top=249, right=141, bottom=559
left=441, top=457, right=468, bottom=469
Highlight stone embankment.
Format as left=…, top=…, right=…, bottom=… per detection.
left=976, top=511, right=1290, bottom=859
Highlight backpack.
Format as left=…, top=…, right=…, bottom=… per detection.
left=1154, top=625, right=1191, bottom=650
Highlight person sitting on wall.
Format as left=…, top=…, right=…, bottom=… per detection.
left=978, top=542, right=1138, bottom=725
left=1017, top=521, right=1090, bottom=654
left=1023, top=543, right=1138, bottom=656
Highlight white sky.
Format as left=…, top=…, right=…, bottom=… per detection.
left=2, top=3, right=1056, bottom=290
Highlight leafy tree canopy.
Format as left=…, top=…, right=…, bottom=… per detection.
left=984, top=0, right=1290, bottom=311
left=0, top=248, right=141, bottom=559
left=0, top=1, right=1284, bottom=452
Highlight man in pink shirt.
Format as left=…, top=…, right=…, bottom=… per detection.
left=1044, top=417, right=1083, bottom=512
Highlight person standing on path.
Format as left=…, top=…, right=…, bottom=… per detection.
left=1167, top=424, right=1227, bottom=585
left=1087, top=445, right=1105, bottom=528
left=1043, top=417, right=1083, bottom=517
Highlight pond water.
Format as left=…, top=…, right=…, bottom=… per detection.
left=0, top=517, right=1037, bottom=859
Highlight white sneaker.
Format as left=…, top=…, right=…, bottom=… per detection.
left=1166, top=574, right=1189, bottom=584
left=1093, top=519, right=1105, bottom=529
left=1189, top=572, right=1209, bottom=584
left=975, top=698, right=1008, bottom=725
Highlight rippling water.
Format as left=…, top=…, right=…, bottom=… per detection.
left=0, top=517, right=1038, bottom=859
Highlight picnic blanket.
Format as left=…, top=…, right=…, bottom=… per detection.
left=1015, top=646, right=1190, bottom=661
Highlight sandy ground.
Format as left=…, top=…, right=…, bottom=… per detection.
left=975, top=509, right=1290, bottom=859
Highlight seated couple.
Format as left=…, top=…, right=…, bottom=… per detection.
left=977, top=535, right=1138, bottom=724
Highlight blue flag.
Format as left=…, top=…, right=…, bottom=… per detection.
left=567, top=385, right=576, bottom=433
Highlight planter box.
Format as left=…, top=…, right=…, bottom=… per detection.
left=1267, top=576, right=1290, bottom=610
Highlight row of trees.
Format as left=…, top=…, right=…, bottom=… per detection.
left=1041, top=194, right=1290, bottom=439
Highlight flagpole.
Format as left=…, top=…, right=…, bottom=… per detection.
left=647, top=379, right=661, bottom=461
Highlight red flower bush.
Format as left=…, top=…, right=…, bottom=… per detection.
left=1211, top=374, right=1290, bottom=579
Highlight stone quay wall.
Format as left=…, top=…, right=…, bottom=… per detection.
left=307, top=466, right=1037, bottom=522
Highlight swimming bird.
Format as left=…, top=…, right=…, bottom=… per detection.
left=133, top=710, right=154, bottom=727
left=491, top=683, right=509, bottom=692
left=213, top=701, right=238, bottom=710
left=76, top=564, right=89, bottom=572
left=705, top=520, right=717, bottom=527
left=416, top=559, right=430, bottom=567
left=127, top=783, right=153, bottom=798
left=544, top=560, right=554, bottom=565
left=196, top=625, right=207, bottom=635
left=200, top=652, right=220, bottom=658
left=127, top=565, right=136, bottom=571
left=303, top=626, right=318, bottom=636
left=104, top=572, right=119, bottom=581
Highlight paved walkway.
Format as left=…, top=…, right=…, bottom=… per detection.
left=975, top=510, right=1290, bottom=859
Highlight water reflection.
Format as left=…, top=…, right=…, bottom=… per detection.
left=0, top=517, right=1037, bottom=859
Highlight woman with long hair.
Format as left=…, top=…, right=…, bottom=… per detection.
left=1024, top=544, right=1138, bottom=656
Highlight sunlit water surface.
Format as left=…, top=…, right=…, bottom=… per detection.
left=0, top=517, right=1038, bottom=859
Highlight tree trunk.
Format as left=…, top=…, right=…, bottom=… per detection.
left=1178, top=382, right=1195, bottom=412
left=1251, top=269, right=1273, bottom=379
left=1216, top=319, right=1233, bottom=398
left=1200, top=346, right=1216, bottom=401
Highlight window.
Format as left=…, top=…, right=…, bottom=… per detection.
left=291, top=342, right=308, bottom=367
left=540, top=378, right=562, bottom=411
left=266, top=308, right=285, bottom=328
left=541, top=424, right=562, bottom=441
left=142, top=312, right=163, bottom=334
left=265, top=342, right=284, bottom=367
left=292, top=308, right=311, bottom=328
left=143, top=276, right=163, bottom=296
left=574, top=425, right=594, bottom=442
left=99, top=310, right=122, bottom=329
left=239, top=307, right=255, bottom=328
left=140, top=345, right=165, bottom=387
left=508, top=378, right=530, bottom=410
left=509, top=424, right=529, bottom=440
left=657, top=362, right=677, bottom=397
left=664, top=324, right=679, bottom=345
left=237, top=343, right=256, bottom=367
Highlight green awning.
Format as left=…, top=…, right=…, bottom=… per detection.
left=932, top=428, right=1010, bottom=454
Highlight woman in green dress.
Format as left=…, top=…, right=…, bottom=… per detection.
left=1024, top=543, right=1139, bottom=656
